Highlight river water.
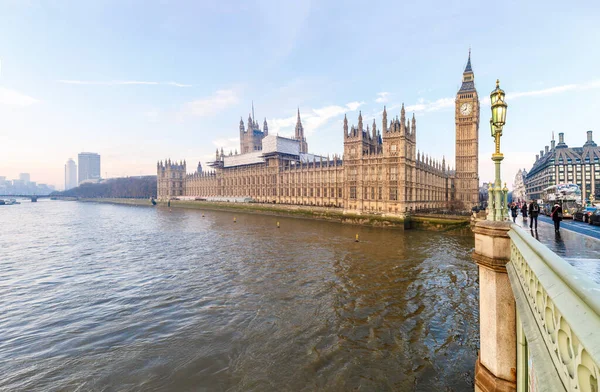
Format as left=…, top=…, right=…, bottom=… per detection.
left=0, top=200, right=479, bottom=391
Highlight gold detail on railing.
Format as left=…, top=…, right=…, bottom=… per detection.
left=510, top=241, right=599, bottom=391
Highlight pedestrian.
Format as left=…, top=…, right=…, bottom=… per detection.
left=510, top=203, right=518, bottom=223
left=528, top=200, right=540, bottom=230
left=551, top=202, right=563, bottom=233
left=521, top=202, right=528, bottom=220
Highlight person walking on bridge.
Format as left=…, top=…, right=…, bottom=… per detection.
left=528, top=200, right=540, bottom=230
left=551, top=202, right=563, bottom=233
left=510, top=203, right=519, bottom=223
left=521, top=202, right=528, bottom=221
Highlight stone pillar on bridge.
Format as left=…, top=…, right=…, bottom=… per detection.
left=472, top=220, right=516, bottom=392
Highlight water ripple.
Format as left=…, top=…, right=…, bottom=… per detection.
left=0, top=200, right=478, bottom=391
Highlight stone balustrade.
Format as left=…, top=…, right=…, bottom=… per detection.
left=506, top=225, right=600, bottom=391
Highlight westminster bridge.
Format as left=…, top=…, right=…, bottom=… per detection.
left=472, top=217, right=599, bottom=391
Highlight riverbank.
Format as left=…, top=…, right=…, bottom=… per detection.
left=80, top=198, right=472, bottom=232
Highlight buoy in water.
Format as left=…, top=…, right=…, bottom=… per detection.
left=355, top=233, right=359, bottom=242
left=234, top=217, right=237, bottom=223
left=277, top=221, right=280, bottom=228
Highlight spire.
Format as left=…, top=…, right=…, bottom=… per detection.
left=252, top=101, right=255, bottom=124
left=459, top=48, right=476, bottom=92
left=372, top=118, right=377, bottom=140
left=400, top=104, right=406, bottom=134
left=239, top=117, right=245, bottom=132
left=343, top=114, right=348, bottom=137
left=248, top=113, right=253, bottom=130
left=464, top=47, right=473, bottom=73
left=295, top=107, right=307, bottom=153
left=358, top=110, right=363, bottom=133
left=382, top=106, right=388, bottom=133
left=295, top=108, right=303, bottom=139
left=263, top=117, right=268, bottom=136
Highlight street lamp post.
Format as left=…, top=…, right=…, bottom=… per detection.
left=488, top=80, right=509, bottom=221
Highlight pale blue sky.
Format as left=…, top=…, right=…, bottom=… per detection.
left=1, top=0, right=599, bottom=189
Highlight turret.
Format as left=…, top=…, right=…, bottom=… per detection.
left=382, top=106, right=388, bottom=133
left=344, top=114, right=348, bottom=138
left=248, top=114, right=253, bottom=131
left=263, top=118, right=269, bottom=136
left=400, top=103, right=406, bottom=123
left=400, top=103, right=406, bottom=134
left=358, top=111, right=363, bottom=133
left=411, top=113, right=416, bottom=140
left=197, top=161, right=202, bottom=174
left=372, top=119, right=377, bottom=140
left=239, top=117, right=245, bottom=133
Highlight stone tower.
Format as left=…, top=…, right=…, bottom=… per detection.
left=455, top=50, right=480, bottom=209
left=239, top=110, right=266, bottom=154
left=295, top=108, right=308, bottom=153
left=157, top=159, right=186, bottom=199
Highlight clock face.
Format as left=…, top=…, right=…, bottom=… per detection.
left=460, top=103, right=472, bottom=116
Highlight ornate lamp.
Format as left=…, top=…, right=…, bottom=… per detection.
left=488, top=80, right=509, bottom=221
left=490, top=80, right=507, bottom=127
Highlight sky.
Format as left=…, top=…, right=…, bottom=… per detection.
left=1, top=0, right=600, bottom=190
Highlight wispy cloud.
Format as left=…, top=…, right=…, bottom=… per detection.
left=58, top=80, right=192, bottom=87
left=269, top=101, right=364, bottom=137
left=183, top=89, right=239, bottom=118
left=0, top=87, right=39, bottom=106
left=212, top=137, right=240, bottom=154
left=481, top=79, right=600, bottom=105
left=375, top=92, right=390, bottom=103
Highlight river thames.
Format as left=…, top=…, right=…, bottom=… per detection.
left=0, top=200, right=479, bottom=391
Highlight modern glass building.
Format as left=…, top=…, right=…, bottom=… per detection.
left=65, top=158, right=77, bottom=190
left=78, top=152, right=101, bottom=184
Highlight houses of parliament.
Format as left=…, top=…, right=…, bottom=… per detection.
left=157, top=54, right=480, bottom=214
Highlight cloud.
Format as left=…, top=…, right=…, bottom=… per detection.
left=375, top=92, right=390, bottom=103
left=269, top=101, right=364, bottom=137
left=481, top=79, right=600, bottom=106
left=58, top=80, right=191, bottom=87
left=0, top=87, right=39, bottom=106
left=212, top=137, right=240, bottom=154
left=182, top=89, right=239, bottom=117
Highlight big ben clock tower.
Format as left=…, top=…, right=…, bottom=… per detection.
left=455, top=50, right=480, bottom=209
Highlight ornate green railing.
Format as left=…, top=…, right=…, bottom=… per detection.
left=507, top=225, right=600, bottom=391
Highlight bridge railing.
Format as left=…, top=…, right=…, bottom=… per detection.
left=507, top=225, right=600, bottom=391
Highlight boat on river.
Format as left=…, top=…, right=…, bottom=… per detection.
left=3, top=199, right=20, bottom=205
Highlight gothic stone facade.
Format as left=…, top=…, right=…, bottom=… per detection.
left=454, top=52, right=480, bottom=209
left=158, top=108, right=452, bottom=215
left=158, top=55, right=480, bottom=215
